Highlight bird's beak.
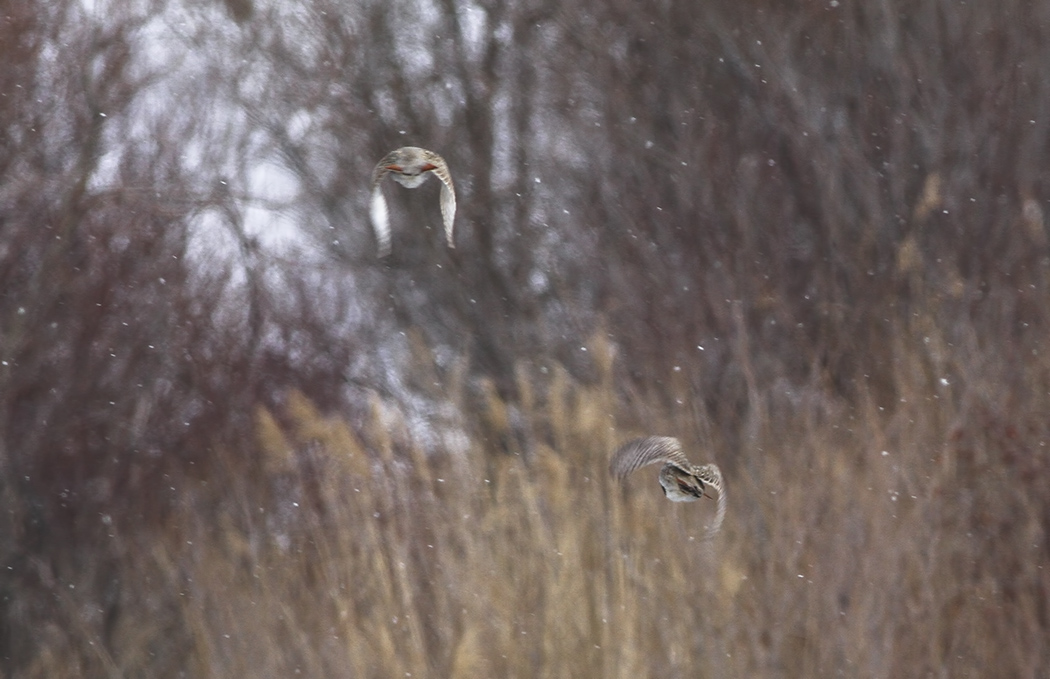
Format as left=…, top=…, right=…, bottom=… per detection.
left=385, top=164, right=403, bottom=172
left=419, top=163, right=438, bottom=172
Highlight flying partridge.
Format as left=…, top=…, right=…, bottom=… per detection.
left=369, top=146, right=456, bottom=258
left=610, top=436, right=726, bottom=538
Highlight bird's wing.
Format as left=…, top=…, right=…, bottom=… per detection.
left=369, top=187, right=391, bottom=258
left=427, top=154, right=457, bottom=248
left=370, top=149, right=402, bottom=190
left=609, top=436, right=692, bottom=480
left=695, top=463, right=726, bottom=538
left=369, top=150, right=404, bottom=258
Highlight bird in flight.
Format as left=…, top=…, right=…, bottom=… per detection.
left=369, top=146, right=456, bottom=258
left=609, top=436, right=726, bottom=537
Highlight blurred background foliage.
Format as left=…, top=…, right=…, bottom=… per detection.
left=1, top=0, right=1049, bottom=676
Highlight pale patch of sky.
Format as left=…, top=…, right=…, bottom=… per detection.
left=374, top=89, right=400, bottom=124
left=458, top=3, right=488, bottom=62
left=185, top=208, right=244, bottom=277
left=286, top=109, right=315, bottom=144
left=248, top=161, right=300, bottom=206
left=78, top=0, right=150, bottom=17
left=494, top=20, right=513, bottom=44
left=431, top=80, right=461, bottom=129
left=490, top=89, right=515, bottom=190
left=391, top=0, right=440, bottom=80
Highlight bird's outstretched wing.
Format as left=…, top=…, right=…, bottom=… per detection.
left=609, top=436, right=692, bottom=479
left=369, top=187, right=392, bottom=258
left=694, top=462, right=726, bottom=538
left=370, top=149, right=401, bottom=190
left=427, top=155, right=457, bottom=248
left=368, top=150, right=402, bottom=258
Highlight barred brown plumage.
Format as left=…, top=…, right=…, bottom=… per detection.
left=369, top=146, right=456, bottom=258
left=610, top=436, right=726, bottom=538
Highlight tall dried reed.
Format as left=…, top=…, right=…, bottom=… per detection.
left=9, top=318, right=1048, bottom=678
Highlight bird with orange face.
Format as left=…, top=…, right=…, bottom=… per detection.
left=369, top=146, right=456, bottom=258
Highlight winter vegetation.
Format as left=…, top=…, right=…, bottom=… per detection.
left=1, top=0, right=1048, bottom=676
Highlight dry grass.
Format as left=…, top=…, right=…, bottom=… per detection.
left=8, top=316, right=1049, bottom=679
